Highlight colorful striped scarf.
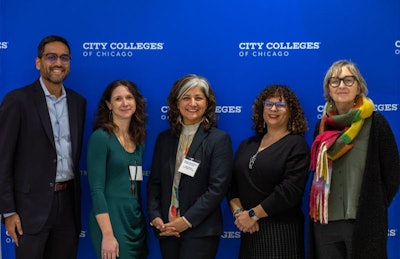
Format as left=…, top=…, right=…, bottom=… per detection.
left=309, top=95, right=374, bottom=224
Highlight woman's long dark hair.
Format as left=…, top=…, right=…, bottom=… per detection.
left=93, top=79, right=147, bottom=145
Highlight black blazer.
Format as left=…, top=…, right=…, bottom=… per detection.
left=147, top=124, right=233, bottom=238
left=0, top=79, right=86, bottom=234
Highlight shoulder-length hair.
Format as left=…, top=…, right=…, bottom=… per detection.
left=93, top=79, right=147, bottom=145
left=167, top=74, right=217, bottom=136
left=323, top=60, right=368, bottom=101
left=252, top=84, right=308, bottom=136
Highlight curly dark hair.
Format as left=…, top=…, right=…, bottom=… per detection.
left=93, top=79, right=147, bottom=145
left=167, top=74, right=217, bottom=136
left=252, top=84, right=308, bottom=136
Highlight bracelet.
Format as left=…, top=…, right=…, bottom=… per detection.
left=233, top=208, right=243, bottom=216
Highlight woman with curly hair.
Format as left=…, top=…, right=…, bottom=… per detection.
left=87, top=79, right=148, bottom=259
left=147, top=74, right=233, bottom=259
left=228, top=84, right=310, bottom=259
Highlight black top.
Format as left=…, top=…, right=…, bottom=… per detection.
left=228, top=134, right=310, bottom=221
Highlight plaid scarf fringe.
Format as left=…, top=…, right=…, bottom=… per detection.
left=309, top=96, right=374, bottom=224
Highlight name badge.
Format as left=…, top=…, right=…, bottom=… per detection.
left=129, top=165, right=143, bottom=181
left=178, top=157, right=200, bottom=177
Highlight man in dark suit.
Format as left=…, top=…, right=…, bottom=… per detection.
left=0, top=35, right=86, bottom=259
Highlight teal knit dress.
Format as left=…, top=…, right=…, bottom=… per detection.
left=87, top=129, right=147, bottom=258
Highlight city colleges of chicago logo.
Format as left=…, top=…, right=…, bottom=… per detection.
left=0, top=41, right=8, bottom=49
left=81, top=41, right=164, bottom=58
left=238, top=41, right=321, bottom=58
left=395, top=40, right=400, bottom=55
left=160, top=105, right=242, bottom=120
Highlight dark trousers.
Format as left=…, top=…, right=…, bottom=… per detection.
left=159, top=236, right=220, bottom=259
left=313, top=219, right=356, bottom=259
left=15, top=186, right=78, bottom=259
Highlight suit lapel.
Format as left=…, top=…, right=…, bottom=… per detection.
left=31, top=80, right=55, bottom=148
left=169, top=135, right=179, bottom=180
left=186, top=125, right=207, bottom=158
left=66, top=89, right=78, bottom=160
left=179, top=125, right=208, bottom=183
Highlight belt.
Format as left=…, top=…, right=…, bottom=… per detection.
left=54, top=180, right=73, bottom=192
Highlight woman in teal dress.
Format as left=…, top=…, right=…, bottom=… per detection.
left=87, top=79, right=148, bottom=259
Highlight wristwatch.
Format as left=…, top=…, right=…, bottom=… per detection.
left=248, top=209, right=259, bottom=221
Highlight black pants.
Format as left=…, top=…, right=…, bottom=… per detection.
left=313, top=219, right=356, bottom=259
left=15, top=187, right=78, bottom=259
left=159, top=235, right=220, bottom=259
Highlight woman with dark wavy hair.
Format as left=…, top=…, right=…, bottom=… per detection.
left=87, top=79, right=148, bottom=259
left=228, top=84, right=310, bottom=259
left=147, top=74, right=233, bottom=259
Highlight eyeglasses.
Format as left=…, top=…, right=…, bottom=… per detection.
left=263, top=100, right=287, bottom=110
left=328, top=76, right=357, bottom=88
left=43, top=53, right=71, bottom=64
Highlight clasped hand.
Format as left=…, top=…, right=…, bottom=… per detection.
left=234, top=211, right=259, bottom=234
left=151, top=217, right=189, bottom=237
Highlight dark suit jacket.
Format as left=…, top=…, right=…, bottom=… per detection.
left=0, top=79, right=86, bottom=235
left=147, top=124, right=233, bottom=238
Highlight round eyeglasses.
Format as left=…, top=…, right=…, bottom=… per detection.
left=43, top=53, right=71, bottom=64
left=328, top=76, right=357, bottom=88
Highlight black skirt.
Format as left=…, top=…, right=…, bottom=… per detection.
left=239, top=218, right=305, bottom=259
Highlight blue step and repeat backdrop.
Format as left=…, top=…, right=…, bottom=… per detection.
left=1, top=0, right=399, bottom=258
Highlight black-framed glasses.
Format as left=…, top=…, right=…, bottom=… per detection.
left=43, top=53, right=71, bottom=64
left=328, top=76, right=357, bottom=88
left=263, top=100, right=287, bottom=110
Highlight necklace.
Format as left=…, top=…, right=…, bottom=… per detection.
left=249, top=152, right=258, bottom=170
left=248, top=131, right=290, bottom=170
left=116, top=132, right=136, bottom=153
left=115, top=131, right=137, bottom=196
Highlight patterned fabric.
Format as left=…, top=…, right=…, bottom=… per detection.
left=169, top=123, right=199, bottom=221
left=309, top=95, right=374, bottom=224
left=239, top=218, right=304, bottom=259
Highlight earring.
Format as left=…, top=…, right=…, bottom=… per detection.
left=328, top=99, right=336, bottom=111
left=288, top=119, right=292, bottom=131
left=109, top=109, right=112, bottom=120
left=263, top=121, right=266, bottom=129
